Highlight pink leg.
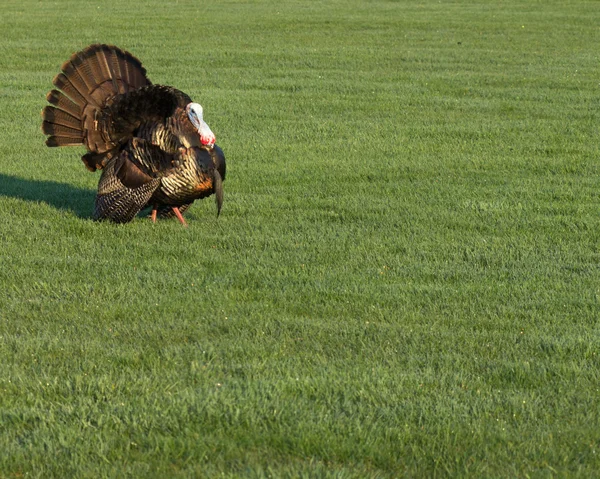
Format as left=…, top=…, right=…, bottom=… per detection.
left=172, top=207, right=188, bottom=227
left=151, top=207, right=158, bottom=224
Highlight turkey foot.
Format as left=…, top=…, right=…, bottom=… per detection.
left=172, top=207, right=188, bottom=227
left=151, top=207, right=158, bottom=224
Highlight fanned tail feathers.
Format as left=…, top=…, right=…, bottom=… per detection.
left=42, top=44, right=151, bottom=170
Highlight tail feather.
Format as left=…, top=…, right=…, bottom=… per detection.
left=104, top=47, right=123, bottom=94
left=46, top=89, right=82, bottom=118
left=42, top=120, right=81, bottom=138
left=92, top=46, right=120, bottom=92
left=43, top=43, right=151, bottom=166
left=43, top=92, right=85, bottom=147
left=46, top=136, right=83, bottom=147
left=115, top=49, right=132, bottom=94
left=59, top=58, right=103, bottom=108
left=127, top=54, right=148, bottom=89
left=117, top=48, right=148, bottom=91
left=60, top=59, right=90, bottom=93
left=52, top=72, right=88, bottom=107
left=108, top=46, right=127, bottom=94
left=83, top=49, right=108, bottom=84
left=68, top=54, right=99, bottom=92
left=41, top=106, right=80, bottom=130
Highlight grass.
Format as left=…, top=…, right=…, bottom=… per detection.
left=1, top=0, right=599, bottom=476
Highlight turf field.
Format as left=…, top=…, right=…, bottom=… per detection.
left=1, top=0, right=599, bottom=477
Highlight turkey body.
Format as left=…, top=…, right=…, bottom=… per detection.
left=42, top=44, right=226, bottom=224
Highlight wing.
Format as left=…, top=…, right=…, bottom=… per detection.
left=117, top=137, right=180, bottom=181
left=93, top=157, right=160, bottom=223
left=93, top=138, right=180, bottom=223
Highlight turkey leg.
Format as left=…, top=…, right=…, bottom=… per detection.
left=172, top=207, right=188, bottom=227
left=149, top=205, right=187, bottom=226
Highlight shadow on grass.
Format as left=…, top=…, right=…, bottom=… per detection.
left=0, top=173, right=95, bottom=218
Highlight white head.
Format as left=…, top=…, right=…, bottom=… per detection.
left=186, top=103, right=215, bottom=147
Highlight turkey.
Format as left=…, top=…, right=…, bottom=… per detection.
left=41, top=43, right=226, bottom=226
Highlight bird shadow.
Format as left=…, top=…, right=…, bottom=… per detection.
left=0, top=173, right=95, bottom=219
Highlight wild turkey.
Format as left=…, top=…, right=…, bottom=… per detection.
left=41, top=43, right=226, bottom=226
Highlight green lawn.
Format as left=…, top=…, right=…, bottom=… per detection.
left=1, top=0, right=599, bottom=477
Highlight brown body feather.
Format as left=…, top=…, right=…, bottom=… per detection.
left=42, top=44, right=226, bottom=223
